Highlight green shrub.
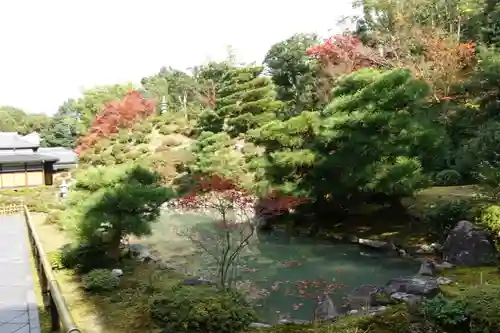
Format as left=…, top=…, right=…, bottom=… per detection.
left=158, top=124, right=178, bottom=135
left=118, top=132, right=131, bottom=144
left=83, top=269, right=120, bottom=292
left=59, top=243, right=114, bottom=273
left=421, top=294, right=468, bottom=331
left=434, top=169, right=462, bottom=186
left=46, top=210, right=63, bottom=226
left=150, top=285, right=256, bottom=333
left=476, top=204, right=500, bottom=235
left=355, top=305, right=415, bottom=333
left=125, top=150, right=141, bottom=160
left=134, top=133, right=149, bottom=144
left=422, top=200, right=472, bottom=241
left=460, top=284, right=500, bottom=333
left=47, top=251, right=64, bottom=270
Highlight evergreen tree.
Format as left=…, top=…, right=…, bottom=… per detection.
left=250, top=68, right=440, bottom=215
left=197, top=66, right=282, bottom=137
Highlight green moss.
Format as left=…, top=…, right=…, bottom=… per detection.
left=440, top=267, right=500, bottom=297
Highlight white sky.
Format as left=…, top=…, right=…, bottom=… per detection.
left=0, top=0, right=359, bottom=115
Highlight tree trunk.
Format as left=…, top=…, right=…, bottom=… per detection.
left=107, top=231, right=123, bottom=262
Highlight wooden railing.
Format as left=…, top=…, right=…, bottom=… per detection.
left=1, top=204, right=81, bottom=333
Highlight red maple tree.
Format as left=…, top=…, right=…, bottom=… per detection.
left=306, top=33, right=382, bottom=77
left=75, top=91, right=156, bottom=154
left=169, top=174, right=308, bottom=287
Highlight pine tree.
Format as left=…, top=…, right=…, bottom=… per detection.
left=197, top=66, right=282, bottom=137
left=250, top=68, right=442, bottom=214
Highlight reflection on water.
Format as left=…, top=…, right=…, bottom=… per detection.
left=137, top=211, right=418, bottom=323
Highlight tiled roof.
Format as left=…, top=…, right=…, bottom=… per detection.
left=0, top=132, right=38, bottom=149
left=0, top=154, right=58, bottom=164
left=38, top=147, right=78, bottom=165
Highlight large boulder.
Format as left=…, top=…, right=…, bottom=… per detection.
left=385, top=276, right=440, bottom=297
left=442, top=220, right=497, bottom=266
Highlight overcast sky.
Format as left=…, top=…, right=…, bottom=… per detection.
left=0, top=0, right=359, bottom=115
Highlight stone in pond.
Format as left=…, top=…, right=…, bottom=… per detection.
left=385, top=276, right=440, bottom=297
left=417, top=259, right=437, bottom=276
left=358, top=238, right=390, bottom=249
left=313, top=293, right=339, bottom=322
left=277, top=319, right=310, bottom=325
left=346, top=285, right=389, bottom=309
left=442, top=220, right=497, bottom=266
left=249, top=322, right=271, bottom=328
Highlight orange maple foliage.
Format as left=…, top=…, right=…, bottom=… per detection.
left=408, top=36, right=476, bottom=101
left=75, top=91, right=156, bottom=154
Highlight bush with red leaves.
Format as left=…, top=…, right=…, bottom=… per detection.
left=306, top=33, right=381, bottom=76
left=75, top=91, right=156, bottom=154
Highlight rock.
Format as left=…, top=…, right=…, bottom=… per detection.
left=358, top=238, right=389, bottom=249
left=277, top=319, right=310, bottom=325
left=366, top=305, right=388, bottom=315
left=346, top=285, right=389, bottom=309
left=416, top=243, right=443, bottom=254
left=128, top=244, right=151, bottom=257
left=442, top=220, right=497, bottom=266
left=385, top=276, right=440, bottom=297
left=436, top=277, right=453, bottom=285
left=431, top=242, right=444, bottom=251
left=111, top=269, right=123, bottom=277
left=389, top=292, right=423, bottom=305
left=416, top=244, right=434, bottom=254
left=396, top=248, right=412, bottom=258
left=435, top=261, right=454, bottom=270
left=417, top=259, right=437, bottom=276
left=249, top=322, right=271, bottom=328
left=313, top=293, right=339, bottom=322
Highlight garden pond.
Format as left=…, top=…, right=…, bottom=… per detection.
left=136, top=211, right=419, bottom=323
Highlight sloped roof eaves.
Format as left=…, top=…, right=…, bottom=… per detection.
left=0, top=134, right=38, bottom=149
left=38, top=148, right=78, bottom=164
left=53, top=163, right=77, bottom=170
left=0, top=154, right=59, bottom=164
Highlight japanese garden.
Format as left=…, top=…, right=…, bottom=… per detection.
left=2, top=1, right=500, bottom=332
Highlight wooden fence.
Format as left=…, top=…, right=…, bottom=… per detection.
left=0, top=204, right=82, bottom=333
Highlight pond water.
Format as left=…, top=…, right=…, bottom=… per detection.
left=137, top=211, right=419, bottom=323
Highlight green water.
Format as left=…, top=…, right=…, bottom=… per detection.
left=139, top=212, right=419, bottom=323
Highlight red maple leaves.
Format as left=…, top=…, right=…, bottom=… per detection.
left=306, top=33, right=380, bottom=76
left=172, top=174, right=308, bottom=220
left=75, top=91, right=156, bottom=154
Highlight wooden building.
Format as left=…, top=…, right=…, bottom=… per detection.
left=0, top=132, right=77, bottom=189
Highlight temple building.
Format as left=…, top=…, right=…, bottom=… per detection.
left=0, top=132, right=77, bottom=189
